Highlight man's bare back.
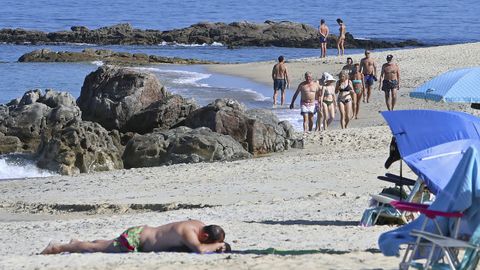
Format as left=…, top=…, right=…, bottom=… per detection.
left=272, top=62, right=288, bottom=80
left=141, top=220, right=204, bottom=252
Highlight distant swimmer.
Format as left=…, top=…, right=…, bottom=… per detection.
left=379, top=54, right=400, bottom=111
left=318, top=19, right=329, bottom=58
left=290, top=72, right=322, bottom=133
left=272, top=55, right=290, bottom=106
left=40, top=220, right=231, bottom=255
left=336, top=18, right=346, bottom=56
left=360, top=50, right=377, bottom=103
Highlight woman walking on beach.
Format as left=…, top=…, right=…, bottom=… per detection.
left=319, top=72, right=337, bottom=130
left=336, top=70, right=353, bottom=128
left=351, top=63, right=365, bottom=119
left=336, top=18, right=346, bottom=56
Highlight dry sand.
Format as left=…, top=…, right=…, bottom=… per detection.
left=1, top=42, right=480, bottom=270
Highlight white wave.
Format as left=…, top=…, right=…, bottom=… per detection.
left=133, top=67, right=212, bottom=87
left=0, top=156, right=55, bottom=180
left=91, top=60, right=104, bottom=66
left=157, top=42, right=224, bottom=47
left=241, top=88, right=270, bottom=101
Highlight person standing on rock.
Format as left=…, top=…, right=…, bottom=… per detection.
left=379, top=54, right=400, bottom=111
left=318, top=19, right=329, bottom=58
left=272, top=55, right=290, bottom=106
left=290, top=72, right=322, bottom=133
left=360, top=50, right=377, bottom=103
left=336, top=18, right=346, bottom=56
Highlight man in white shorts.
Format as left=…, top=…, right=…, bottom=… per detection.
left=289, top=72, right=323, bottom=133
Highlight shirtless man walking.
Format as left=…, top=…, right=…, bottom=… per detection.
left=41, top=220, right=230, bottom=254
left=360, top=50, right=377, bottom=103
left=379, top=54, right=400, bottom=111
left=272, top=55, right=290, bottom=106
left=318, top=19, right=329, bottom=58
left=290, top=72, right=323, bottom=133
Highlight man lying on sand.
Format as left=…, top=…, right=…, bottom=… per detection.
left=41, top=219, right=231, bottom=254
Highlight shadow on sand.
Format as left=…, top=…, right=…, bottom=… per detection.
left=244, top=219, right=359, bottom=226
left=232, top=248, right=350, bottom=255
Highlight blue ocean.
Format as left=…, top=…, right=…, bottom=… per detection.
left=0, top=0, right=479, bottom=179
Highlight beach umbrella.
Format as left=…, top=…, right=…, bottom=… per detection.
left=381, top=110, right=480, bottom=194
left=409, top=67, right=480, bottom=103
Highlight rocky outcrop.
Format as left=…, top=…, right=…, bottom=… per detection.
left=37, top=121, right=123, bottom=175
left=122, top=126, right=252, bottom=168
left=125, top=94, right=198, bottom=134
left=0, top=22, right=423, bottom=48
left=185, top=99, right=302, bottom=155
left=77, top=66, right=167, bottom=131
left=0, top=89, right=81, bottom=153
left=18, top=48, right=216, bottom=64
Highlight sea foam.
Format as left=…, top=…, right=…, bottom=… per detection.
left=0, top=155, right=55, bottom=180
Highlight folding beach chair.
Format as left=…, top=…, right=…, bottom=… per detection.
left=407, top=223, right=480, bottom=269
left=389, top=201, right=464, bottom=270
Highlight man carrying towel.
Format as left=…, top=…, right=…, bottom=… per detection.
left=379, top=54, right=400, bottom=111
left=360, top=50, right=377, bottom=103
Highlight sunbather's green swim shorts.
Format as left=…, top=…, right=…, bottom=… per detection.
left=113, top=226, right=144, bottom=252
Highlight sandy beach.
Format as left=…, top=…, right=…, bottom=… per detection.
left=1, top=42, right=480, bottom=270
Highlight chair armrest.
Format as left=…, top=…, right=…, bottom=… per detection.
left=385, top=173, right=417, bottom=185
left=391, top=201, right=464, bottom=219
left=410, top=230, right=476, bottom=249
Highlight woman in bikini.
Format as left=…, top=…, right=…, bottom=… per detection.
left=336, top=18, right=346, bottom=56
left=351, top=63, right=365, bottom=119
left=319, top=72, right=337, bottom=130
left=335, top=70, right=354, bottom=129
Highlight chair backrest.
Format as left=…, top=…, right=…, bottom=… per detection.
left=459, top=224, right=480, bottom=270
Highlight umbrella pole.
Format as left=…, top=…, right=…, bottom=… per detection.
left=400, top=160, right=403, bottom=201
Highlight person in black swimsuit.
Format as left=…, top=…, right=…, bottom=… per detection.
left=335, top=70, right=354, bottom=129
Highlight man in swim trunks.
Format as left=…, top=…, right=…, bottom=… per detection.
left=289, top=71, right=322, bottom=133
left=272, top=55, right=290, bottom=106
left=360, top=50, right=377, bottom=103
left=379, top=54, right=400, bottom=111
left=40, top=220, right=230, bottom=254
left=318, top=19, right=329, bottom=58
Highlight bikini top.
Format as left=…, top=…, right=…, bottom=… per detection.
left=323, top=87, right=334, bottom=97
left=339, top=82, right=352, bottom=92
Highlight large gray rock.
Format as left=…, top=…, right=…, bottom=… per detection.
left=0, top=22, right=424, bottom=48
left=125, top=94, right=198, bottom=134
left=77, top=66, right=167, bottom=131
left=0, top=133, right=22, bottom=154
left=0, top=89, right=81, bottom=153
left=18, top=48, right=215, bottom=64
left=185, top=99, right=302, bottom=155
left=37, top=121, right=123, bottom=175
left=122, top=126, right=252, bottom=168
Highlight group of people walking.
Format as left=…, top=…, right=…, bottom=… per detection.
left=273, top=50, right=400, bottom=133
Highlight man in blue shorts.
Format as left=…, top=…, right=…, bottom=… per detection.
left=272, top=55, right=290, bottom=106
left=360, top=50, right=377, bottom=103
